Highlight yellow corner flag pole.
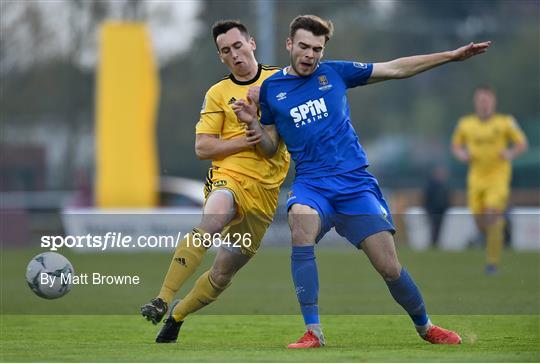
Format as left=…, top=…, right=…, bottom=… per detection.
left=95, top=22, right=159, bottom=207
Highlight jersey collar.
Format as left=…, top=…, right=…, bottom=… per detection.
left=283, top=63, right=320, bottom=76
left=229, top=64, right=262, bottom=85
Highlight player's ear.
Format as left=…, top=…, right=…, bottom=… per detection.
left=250, top=37, right=256, bottom=51
left=286, top=37, right=292, bottom=51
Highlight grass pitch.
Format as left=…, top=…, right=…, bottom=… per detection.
left=1, top=247, right=539, bottom=361
left=1, top=315, right=538, bottom=362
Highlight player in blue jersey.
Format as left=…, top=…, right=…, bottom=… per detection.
left=233, top=15, right=490, bottom=348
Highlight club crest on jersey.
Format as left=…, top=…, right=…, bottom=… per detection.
left=213, top=180, right=227, bottom=188
left=290, top=98, right=329, bottom=128
left=318, top=75, right=333, bottom=91
left=287, top=190, right=296, bottom=202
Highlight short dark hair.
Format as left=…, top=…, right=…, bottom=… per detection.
left=289, top=15, right=334, bottom=43
left=212, top=20, right=250, bottom=46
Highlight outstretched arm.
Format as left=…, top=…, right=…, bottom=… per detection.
left=368, top=41, right=491, bottom=84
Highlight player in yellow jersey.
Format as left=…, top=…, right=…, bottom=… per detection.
left=140, top=20, right=289, bottom=342
left=451, top=86, right=527, bottom=274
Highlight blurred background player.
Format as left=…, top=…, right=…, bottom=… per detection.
left=140, top=19, right=289, bottom=343
left=451, top=86, right=528, bottom=275
left=234, top=14, right=490, bottom=348
left=423, top=165, right=451, bottom=248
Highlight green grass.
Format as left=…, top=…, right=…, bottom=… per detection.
left=1, top=247, right=539, bottom=361
left=1, top=315, right=539, bottom=362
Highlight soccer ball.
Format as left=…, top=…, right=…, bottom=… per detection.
left=26, top=252, right=75, bottom=299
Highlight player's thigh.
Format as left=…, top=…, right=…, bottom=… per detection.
left=223, top=184, right=279, bottom=257
left=333, top=190, right=395, bottom=248
left=201, top=171, right=254, bottom=231
left=200, top=188, right=237, bottom=234
left=484, top=185, right=507, bottom=225
left=467, top=185, right=484, bottom=215
left=484, top=183, right=509, bottom=213
left=361, top=231, right=401, bottom=281
left=286, top=181, right=334, bottom=244
left=288, top=204, right=322, bottom=245
left=225, top=210, right=272, bottom=257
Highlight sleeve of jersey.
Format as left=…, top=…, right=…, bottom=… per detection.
left=259, top=81, right=275, bottom=125
left=327, top=60, right=373, bottom=88
left=196, top=89, right=224, bottom=134
left=505, top=116, right=526, bottom=144
left=451, top=120, right=466, bottom=146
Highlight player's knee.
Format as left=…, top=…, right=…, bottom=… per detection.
left=484, top=208, right=502, bottom=226
left=198, top=219, right=227, bottom=235
left=210, top=268, right=233, bottom=288
left=288, top=205, right=320, bottom=244
left=199, top=198, right=237, bottom=234
left=379, top=262, right=402, bottom=281
left=290, top=224, right=318, bottom=245
left=290, top=227, right=316, bottom=246
left=289, top=217, right=307, bottom=243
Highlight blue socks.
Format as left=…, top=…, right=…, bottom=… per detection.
left=291, top=245, right=319, bottom=325
left=386, top=267, right=429, bottom=326
left=291, top=247, right=428, bottom=332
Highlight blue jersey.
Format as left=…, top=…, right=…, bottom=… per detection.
left=260, top=60, right=373, bottom=178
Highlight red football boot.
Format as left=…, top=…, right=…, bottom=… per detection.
left=422, top=325, right=462, bottom=344
left=287, top=330, right=324, bottom=348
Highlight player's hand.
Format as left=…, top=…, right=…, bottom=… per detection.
left=232, top=98, right=258, bottom=126
left=247, top=86, right=260, bottom=108
left=244, top=128, right=262, bottom=145
left=500, top=149, right=513, bottom=161
left=455, top=148, right=470, bottom=163
left=450, top=41, right=491, bottom=61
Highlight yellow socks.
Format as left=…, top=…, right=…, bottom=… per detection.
left=172, top=270, right=229, bottom=322
left=486, top=219, right=505, bottom=266
left=158, top=229, right=208, bottom=304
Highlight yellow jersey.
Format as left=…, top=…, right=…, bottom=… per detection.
left=196, top=64, right=290, bottom=188
left=452, top=113, right=526, bottom=185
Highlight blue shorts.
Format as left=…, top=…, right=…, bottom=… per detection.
left=286, top=168, right=395, bottom=248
